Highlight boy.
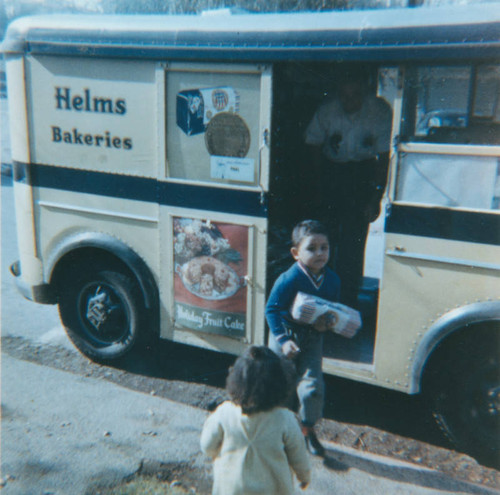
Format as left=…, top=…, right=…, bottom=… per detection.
left=266, top=220, right=341, bottom=457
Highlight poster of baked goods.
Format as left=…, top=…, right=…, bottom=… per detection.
left=173, top=217, right=248, bottom=338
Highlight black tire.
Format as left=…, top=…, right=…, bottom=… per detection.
left=427, top=330, right=500, bottom=465
left=58, top=269, right=144, bottom=361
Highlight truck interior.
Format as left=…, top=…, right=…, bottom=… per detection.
left=267, top=61, right=389, bottom=365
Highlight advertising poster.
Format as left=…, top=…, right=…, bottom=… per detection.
left=166, top=68, right=261, bottom=184
left=173, top=217, right=248, bottom=338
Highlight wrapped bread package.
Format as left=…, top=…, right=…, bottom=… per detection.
left=290, top=292, right=362, bottom=338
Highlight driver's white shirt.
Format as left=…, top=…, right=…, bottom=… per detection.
left=305, top=94, right=392, bottom=163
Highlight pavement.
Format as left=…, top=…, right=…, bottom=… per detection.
left=2, top=352, right=498, bottom=495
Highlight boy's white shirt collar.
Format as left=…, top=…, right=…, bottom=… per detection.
left=297, top=261, right=325, bottom=290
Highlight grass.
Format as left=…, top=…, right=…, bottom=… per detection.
left=94, top=477, right=198, bottom=495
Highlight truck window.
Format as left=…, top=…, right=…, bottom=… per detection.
left=396, top=152, right=499, bottom=210
left=405, top=65, right=500, bottom=145
left=396, top=64, right=500, bottom=210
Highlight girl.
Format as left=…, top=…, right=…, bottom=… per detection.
left=201, top=346, right=311, bottom=495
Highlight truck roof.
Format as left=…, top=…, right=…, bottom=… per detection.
left=2, top=4, right=500, bottom=62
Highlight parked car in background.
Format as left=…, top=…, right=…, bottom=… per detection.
left=416, top=109, right=467, bottom=136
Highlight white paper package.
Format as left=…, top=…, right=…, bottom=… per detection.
left=290, top=291, right=362, bottom=338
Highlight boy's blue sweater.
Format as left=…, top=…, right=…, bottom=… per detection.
left=265, top=262, right=341, bottom=345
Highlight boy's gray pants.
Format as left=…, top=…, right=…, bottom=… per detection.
left=269, top=332, right=325, bottom=426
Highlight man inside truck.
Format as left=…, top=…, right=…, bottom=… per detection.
left=304, top=65, right=393, bottom=307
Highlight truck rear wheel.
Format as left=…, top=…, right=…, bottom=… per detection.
left=428, top=329, right=499, bottom=466
left=59, top=269, right=144, bottom=361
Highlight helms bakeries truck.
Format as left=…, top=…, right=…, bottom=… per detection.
left=2, top=3, right=499, bottom=463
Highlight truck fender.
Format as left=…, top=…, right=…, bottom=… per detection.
left=410, top=301, right=500, bottom=394
left=46, top=231, right=158, bottom=312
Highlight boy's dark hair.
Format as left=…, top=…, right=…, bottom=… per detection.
left=226, top=346, right=291, bottom=415
left=291, top=219, right=329, bottom=248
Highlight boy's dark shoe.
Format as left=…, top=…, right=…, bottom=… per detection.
left=305, top=430, right=325, bottom=457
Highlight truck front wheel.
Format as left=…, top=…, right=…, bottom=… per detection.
left=59, top=269, right=144, bottom=361
left=427, top=328, right=499, bottom=466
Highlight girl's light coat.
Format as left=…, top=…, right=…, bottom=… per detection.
left=201, top=401, right=311, bottom=495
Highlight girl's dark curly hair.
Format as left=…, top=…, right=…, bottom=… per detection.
left=226, top=346, right=291, bottom=415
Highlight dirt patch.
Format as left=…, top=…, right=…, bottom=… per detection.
left=1, top=336, right=228, bottom=411
left=316, top=421, right=500, bottom=489
left=2, top=335, right=499, bottom=491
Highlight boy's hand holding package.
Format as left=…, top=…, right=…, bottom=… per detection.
left=291, top=292, right=362, bottom=338
left=312, top=312, right=336, bottom=332
left=282, top=339, right=300, bottom=358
